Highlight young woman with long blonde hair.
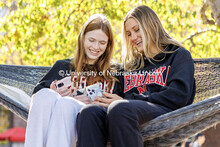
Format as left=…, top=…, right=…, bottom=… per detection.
left=77, top=5, right=195, bottom=147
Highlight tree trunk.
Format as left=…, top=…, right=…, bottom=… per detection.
left=208, top=0, right=220, bottom=27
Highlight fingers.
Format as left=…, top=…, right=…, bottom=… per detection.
left=93, top=93, right=123, bottom=107
left=74, top=95, right=88, bottom=99
left=103, top=92, right=123, bottom=100
left=94, top=97, right=112, bottom=104
left=74, top=95, right=90, bottom=101
left=56, top=87, right=70, bottom=93
left=103, top=92, right=114, bottom=98
left=60, top=91, right=72, bottom=97
left=73, top=95, right=92, bottom=104
left=50, top=80, right=58, bottom=90
left=92, top=101, right=109, bottom=107
left=56, top=86, right=72, bottom=97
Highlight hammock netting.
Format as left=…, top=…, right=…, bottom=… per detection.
left=0, top=58, right=219, bottom=147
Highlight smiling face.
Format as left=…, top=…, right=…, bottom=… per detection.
left=84, top=29, right=108, bottom=64
left=125, top=18, right=144, bottom=53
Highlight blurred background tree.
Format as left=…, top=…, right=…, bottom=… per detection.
left=0, top=0, right=219, bottom=66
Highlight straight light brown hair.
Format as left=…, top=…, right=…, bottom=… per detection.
left=71, top=14, right=116, bottom=84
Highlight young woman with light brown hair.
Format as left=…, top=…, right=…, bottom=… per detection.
left=25, top=14, right=119, bottom=147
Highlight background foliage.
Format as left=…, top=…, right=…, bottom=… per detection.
left=0, top=0, right=219, bottom=66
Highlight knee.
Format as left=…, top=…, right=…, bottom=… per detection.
left=31, top=88, right=59, bottom=106
left=107, top=100, right=134, bottom=122
left=55, top=97, right=84, bottom=114
left=78, top=104, right=105, bottom=120
left=108, top=100, right=131, bottom=114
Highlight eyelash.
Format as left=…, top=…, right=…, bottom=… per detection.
left=135, top=28, right=139, bottom=32
left=89, top=40, right=106, bottom=45
left=100, top=42, right=106, bottom=45
left=127, top=29, right=139, bottom=37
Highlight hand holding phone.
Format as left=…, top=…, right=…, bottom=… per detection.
left=55, top=76, right=72, bottom=89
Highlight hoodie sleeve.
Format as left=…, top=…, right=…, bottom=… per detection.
left=149, top=49, right=195, bottom=110
left=32, top=59, right=71, bottom=95
left=125, top=49, right=195, bottom=110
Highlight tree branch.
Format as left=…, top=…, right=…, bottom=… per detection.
left=181, top=29, right=220, bottom=43
left=64, top=0, right=85, bottom=27
left=200, top=1, right=215, bottom=25
left=182, top=29, right=220, bottom=51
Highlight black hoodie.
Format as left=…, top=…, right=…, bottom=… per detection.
left=119, top=44, right=195, bottom=110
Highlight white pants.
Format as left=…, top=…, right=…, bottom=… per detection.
left=24, top=88, right=85, bottom=147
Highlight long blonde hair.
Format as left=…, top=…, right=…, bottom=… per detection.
left=71, top=14, right=116, bottom=83
left=122, top=5, right=184, bottom=70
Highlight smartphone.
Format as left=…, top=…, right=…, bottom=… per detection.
left=56, top=76, right=72, bottom=89
left=86, top=83, right=103, bottom=101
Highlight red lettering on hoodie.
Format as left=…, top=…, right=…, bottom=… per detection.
left=137, top=85, right=147, bottom=94
left=150, top=73, right=156, bottom=83
left=143, top=73, right=150, bottom=85
left=155, top=66, right=166, bottom=86
left=123, top=66, right=170, bottom=93
left=135, top=74, right=144, bottom=86
left=130, top=75, right=136, bottom=89
left=164, top=66, right=170, bottom=86
left=124, top=75, right=130, bottom=92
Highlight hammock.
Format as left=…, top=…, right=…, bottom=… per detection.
left=0, top=58, right=219, bottom=147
